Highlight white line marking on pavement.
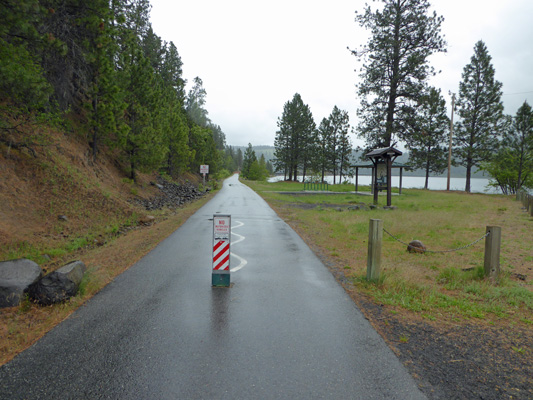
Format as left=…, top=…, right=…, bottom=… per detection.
left=230, top=221, right=248, bottom=272
left=230, top=252, right=248, bottom=272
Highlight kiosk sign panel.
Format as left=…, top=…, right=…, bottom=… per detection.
left=212, top=215, right=231, bottom=286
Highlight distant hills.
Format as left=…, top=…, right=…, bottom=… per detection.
left=229, top=145, right=488, bottom=179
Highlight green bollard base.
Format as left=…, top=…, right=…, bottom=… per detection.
left=212, top=273, right=230, bottom=287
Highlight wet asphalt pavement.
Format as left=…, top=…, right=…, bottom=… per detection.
left=0, top=174, right=426, bottom=399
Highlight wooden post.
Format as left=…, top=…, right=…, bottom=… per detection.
left=355, top=167, right=359, bottom=192
left=386, top=157, right=392, bottom=207
left=373, top=164, right=378, bottom=205
left=370, top=166, right=374, bottom=194
left=367, top=219, right=383, bottom=281
left=399, top=166, right=403, bottom=195
left=529, top=196, right=533, bottom=217
left=484, top=226, right=501, bottom=278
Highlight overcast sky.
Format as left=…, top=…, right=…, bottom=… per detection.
left=149, top=0, right=533, bottom=148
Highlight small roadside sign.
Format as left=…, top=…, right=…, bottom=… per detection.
left=200, top=165, right=209, bottom=174
left=212, top=214, right=231, bottom=287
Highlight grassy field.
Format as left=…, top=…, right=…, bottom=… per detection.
left=244, top=179, right=533, bottom=326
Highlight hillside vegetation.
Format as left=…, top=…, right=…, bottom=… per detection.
left=0, top=117, right=216, bottom=365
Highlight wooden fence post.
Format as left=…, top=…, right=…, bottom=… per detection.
left=484, top=226, right=501, bottom=278
left=529, top=196, right=533, bottom=217
left=367, top=219, right=383, bottom=281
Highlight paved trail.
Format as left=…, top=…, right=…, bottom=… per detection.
left=0, top=174, right=425, bottom=399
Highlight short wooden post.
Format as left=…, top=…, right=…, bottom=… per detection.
left=529, top=196, right=533, bottom=217
left=484, top=226, right=501, bottom=278
left=399, top=166, right=403, bottom=195
left=367, top=219, right=383, bottom=281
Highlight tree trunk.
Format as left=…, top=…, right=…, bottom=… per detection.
left=91, top=95, right=98, bottom=162
left=384, top=2, right=402, bottom=147
left=465, top=160, right=472, bottom=193
left=425, top=156, right=430, bottom=189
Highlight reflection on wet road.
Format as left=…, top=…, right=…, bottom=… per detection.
left=0, top=174, right=426, bottom=400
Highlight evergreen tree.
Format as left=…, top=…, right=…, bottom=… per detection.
left=160, top=41, right=186, bottom=104
left=158, top=40, right=189, bottom=176
left=241, top=143, right=257, bottom=179
left=454, top=40, right=504, bottom=192
left=481, top=101, right=533, bottom=193
left=328, top=106, right=350, bottom=184
left=511, top=101, right=533, bottom=189
left=274, top=93, right=315, bottom=181
left=405, top=87, right=449, bottom=189
left=117, top=0, right=166, bottom=181
left=274, top=128, right=290, bottom=179
left=0, top=0, right=53, bottom=110
left=161, top=87, right=189, bottom=177
left=209, top=123, right=226, bottom=150
left=84, top=0, right=126, bottom=162
left=337, top=126, right=353, bottom=183
left=317, top=118, right=332, bottom=182
left=236, top=148, right=243, bottom=170
left=186, top=77, right=209, bottom=128
left=351, top=0, right=446, bottom=149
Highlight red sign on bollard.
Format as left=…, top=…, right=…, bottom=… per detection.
left=212, top=215, right=231, bottom=287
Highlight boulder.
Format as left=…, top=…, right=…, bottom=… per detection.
left=139, top=215, right=155, bottom=225
left=57, top=261, right=86, bottom=286
left=407, top=240, right=426, bottom=253
left=0, top=259, right=43, bottom=307
left=28, top=260, right=86, bottom=305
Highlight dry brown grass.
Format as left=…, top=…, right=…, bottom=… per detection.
left=0, top=118, right=216, bottom=365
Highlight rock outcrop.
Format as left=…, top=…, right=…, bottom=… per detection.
left=0, top=259, right=43, bottom=307
left=131, top=176, right=208, bottom=211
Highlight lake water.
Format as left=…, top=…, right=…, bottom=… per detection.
left=268, top=175, right=500, bottom=194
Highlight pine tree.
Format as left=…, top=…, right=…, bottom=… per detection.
left=351, top=0, right=446, bottom=149
left=328, top=106, right=350, bottom=184
left=116, top=0, right=165, bottom=181
left=405, top=87, right=449, bottom=189
left=241, top=143, right=257, bottom=179
left=454, top=41, right=504, bottom=192
left=274, top=127, right=290, bottom=180
left=274, top=93, right=315, bottom=181
left=317, top=118, right=332, bottom=182
left=0, top=0, right=53, bottom=110
left=153, top=39, right=190, bottom=176
left=84, top=0, right=126, bottom=162
left=337, top=127, right=353, bottom=184
left=186, top=77, right=209, bottom=128
left=481, top=101, right=533, bottom=193
left=511, top=101, right=533, bottom=189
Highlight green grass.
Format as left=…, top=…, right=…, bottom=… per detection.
left=244, top=178, right=533, bottom=325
